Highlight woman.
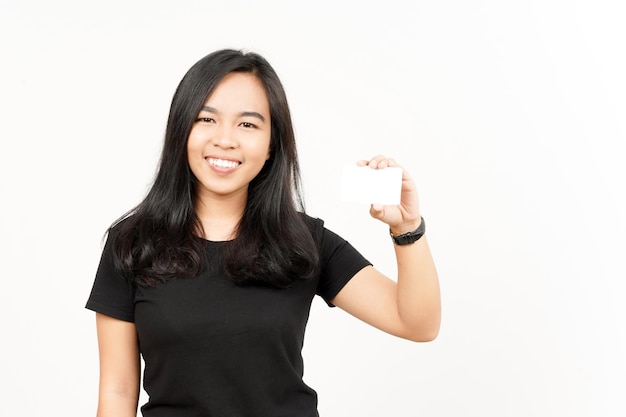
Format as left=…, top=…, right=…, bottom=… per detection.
left=86, top=49, right=440, bottom=417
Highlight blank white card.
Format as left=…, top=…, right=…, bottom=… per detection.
left=341, top=165, right=403, bottom=205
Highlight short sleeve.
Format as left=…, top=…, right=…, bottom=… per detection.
left=85, top=231, right=136, bottom=322
left=316, top=226, right=372, bottom=307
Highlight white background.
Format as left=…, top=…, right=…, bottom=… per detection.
left=1, top=0, right=625, bottom=416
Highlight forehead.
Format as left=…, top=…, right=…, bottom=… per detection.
left=203, top=72, right=269, bottom=112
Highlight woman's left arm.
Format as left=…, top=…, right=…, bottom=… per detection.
left=331, top=155, right=441, bottom=342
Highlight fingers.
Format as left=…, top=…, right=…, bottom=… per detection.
left=356, top=155, right=400, bottom=169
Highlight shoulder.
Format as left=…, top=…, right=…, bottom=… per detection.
left=297, top=213, right=361, bottom=260
left=108, top=213, right=136, bottom=234
left=104, top=213, right=140, bottom=246
left=297, top=213, right=357, bottom=251
left=298, top=212, right=324, bottom=228
left=97, top=214, right=137, bottom=275
left=297, top=212, right=324, bottom=243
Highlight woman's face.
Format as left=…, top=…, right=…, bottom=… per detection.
left=187, top=72, right=271, bottom=203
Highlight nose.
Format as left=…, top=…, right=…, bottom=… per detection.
left=213, top=124, right=237, bottom=149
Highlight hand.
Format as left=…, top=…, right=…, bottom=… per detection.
left=356, top=155, right=422, bottom=235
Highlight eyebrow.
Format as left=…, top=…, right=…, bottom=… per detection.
left=201, top=106, right=266, bottom=122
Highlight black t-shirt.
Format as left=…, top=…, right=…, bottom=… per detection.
left=86, top=216, right=371, bottom=417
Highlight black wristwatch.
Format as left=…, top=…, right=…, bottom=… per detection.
left=390, top=217, right=425, bottom=245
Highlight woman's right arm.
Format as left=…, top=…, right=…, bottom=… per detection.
left=95, top=313, right=140, bottom=417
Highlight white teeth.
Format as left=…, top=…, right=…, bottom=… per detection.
left=208, top=158, right=239, bottom=169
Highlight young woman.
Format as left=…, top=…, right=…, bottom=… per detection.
left=86, top=49, right=440, bottom=417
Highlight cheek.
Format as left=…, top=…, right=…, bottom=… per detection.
left=186, top=131, right=203, bottom=157
left=186, top=135, right=205, bottom=177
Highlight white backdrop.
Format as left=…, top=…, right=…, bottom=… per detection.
left=1, top=0, right=625, bottom=416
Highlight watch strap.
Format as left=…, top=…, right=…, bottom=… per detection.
left=390, top=217, right=426, bottom=245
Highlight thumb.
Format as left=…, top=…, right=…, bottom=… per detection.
left=369, top=204, right=385, bottom=220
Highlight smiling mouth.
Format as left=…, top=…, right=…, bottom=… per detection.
left=207, top=157, right=240, bottom=169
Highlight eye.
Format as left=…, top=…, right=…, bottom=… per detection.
left=196, top=117, right=215, bottom=123
left=239, top=122, right=257, bottom=129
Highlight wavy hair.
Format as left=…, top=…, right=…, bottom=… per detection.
left=110, top=49, right=319, bottom=288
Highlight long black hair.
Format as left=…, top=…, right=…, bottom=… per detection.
left=110, top=49, right=319, bottom=288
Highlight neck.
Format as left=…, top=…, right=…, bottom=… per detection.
left=194, top=190, right=247, bottom=241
